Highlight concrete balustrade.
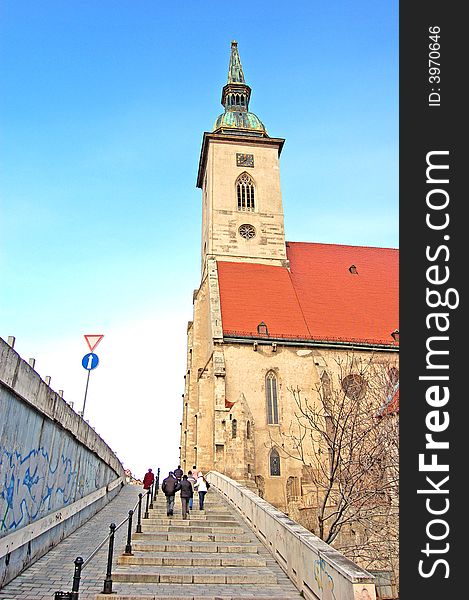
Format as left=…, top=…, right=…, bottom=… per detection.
left=207, top=470, right=377, bottom=600
left=0, top=337, right=125, bottom=587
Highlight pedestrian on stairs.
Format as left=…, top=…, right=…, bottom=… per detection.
left=195, top=472, right=208, bottom=510
left=174, top=465, right=183, bottom=482
left=142, top=468, right=154, bottom=490
left=179, top=474, right=193, bottom=519
left=162, top=471, right=180, bottom=516
left=187, top=470, right=197, bottom=511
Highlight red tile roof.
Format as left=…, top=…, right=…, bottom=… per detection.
left=217, top=241, right=399, bottom=347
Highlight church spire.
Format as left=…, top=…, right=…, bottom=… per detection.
left=227, top=40, right=245, bottom=83
left=213, top=41, right=268, bottom=137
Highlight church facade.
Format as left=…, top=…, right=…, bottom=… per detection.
left=179, top=41, right=399, bottom=562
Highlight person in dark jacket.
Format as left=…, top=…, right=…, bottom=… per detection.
left=142, top=468, right=154, bottom=490
left=179, top=474, right=193, bottom=519
left=173, top=465, right=183, bottom=481
left=162, top=471, right=180, bottom=516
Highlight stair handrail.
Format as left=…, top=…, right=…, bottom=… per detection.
left=53, top=482, right=156, bottom=600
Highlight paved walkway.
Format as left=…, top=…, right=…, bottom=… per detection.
left=0, top=484, right=143, bottom=600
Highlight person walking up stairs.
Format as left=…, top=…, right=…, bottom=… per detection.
left=179, top=474, right=193, bottom=520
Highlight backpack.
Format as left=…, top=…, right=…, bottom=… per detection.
left=203, top=477, right=210, bottom=490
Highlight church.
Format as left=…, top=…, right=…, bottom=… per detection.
left=179, top=40, right=398, bottom=522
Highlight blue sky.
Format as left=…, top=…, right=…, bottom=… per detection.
left=0, top=1, right=398, bottom=478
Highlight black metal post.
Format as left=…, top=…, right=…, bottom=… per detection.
left=124, top=510, right=133, bottom=555
left=136, top=493, right=143, bottom=533
left=54, top=555, right=83, bottom=600
left=149, top=483, right=154, bottom=509
left=102, top=523, right=116, bottom=594
left=144, top=488, right=150, bottom=519
left=154, top=468, right=160, bottom=498
left=71, top=556, right=84, bottom=600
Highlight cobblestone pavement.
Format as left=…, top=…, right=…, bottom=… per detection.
left=0, top=484, right=143, bottom=600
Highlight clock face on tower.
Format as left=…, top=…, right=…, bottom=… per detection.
left=236, top=153, right=254, bottom=167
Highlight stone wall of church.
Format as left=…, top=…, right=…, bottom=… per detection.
left=181, top=275, right=216, bottom=472
left=219, top=342, right=322, bottom=511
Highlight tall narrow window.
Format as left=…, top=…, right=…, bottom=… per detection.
left=266, top=371, right=279, bottom=424
left=246, top=420, right=251, bottom=439
left=232, top=419, right=237, bottom=439
left=236, top=172, right=255, bottom=211
left=270, top=448, right=281, bottom=476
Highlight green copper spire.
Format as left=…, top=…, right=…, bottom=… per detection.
left=213, top=41, right=268, bottom=137
left=227, top=41, right=245, bottom=83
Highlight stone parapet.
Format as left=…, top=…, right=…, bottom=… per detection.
left=206, top=470, right=376, bottom=600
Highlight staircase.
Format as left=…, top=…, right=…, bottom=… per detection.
left=95, top=488, right=302, bottom=599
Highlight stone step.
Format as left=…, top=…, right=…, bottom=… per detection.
left=139, top=524, right=243, bottom=534
left=145, top=516, right=238, bottom=525
left=118, top=551, right=266, bottom=567
left=96, top=588, right=300, bottom=600
left=112, top=565, right=278, bottom=584
left=150, top=505, right=228, bottom=512
left=132, top=540, right=259, bottom=554
left=133, top=531, right=249, bottom=542
left=149, top=509, right=231, bottom=516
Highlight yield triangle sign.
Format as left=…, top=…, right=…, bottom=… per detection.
left=84, top=334, right=104, bottom=353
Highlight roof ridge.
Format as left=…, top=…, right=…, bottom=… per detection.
left=286, top=240, right=399, bottom=251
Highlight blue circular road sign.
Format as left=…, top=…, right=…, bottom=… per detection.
left=82, top=353, right=99, bottom=370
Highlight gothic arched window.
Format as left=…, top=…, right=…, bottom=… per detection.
left=232, top=419, right=237, bottom=439
left=246, top=420, right=251, bottom=439
left=269, top=448, right=280, bottom=476
left=266, top=371, right=279, bottom=424
left=236, top=172, right=255, bottom=212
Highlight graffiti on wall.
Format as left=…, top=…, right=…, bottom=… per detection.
left=0, top=445, right=80, bottom=533
left=314, top=557, right=337, bottom=600
left=0, top=379, right=117, bottom=537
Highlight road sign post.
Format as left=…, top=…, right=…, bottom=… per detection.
left=80, top=334, right=103, bottom=418
left=80, top=352, right=99, bottom=417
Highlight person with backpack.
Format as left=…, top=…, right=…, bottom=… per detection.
left=161, top=471, right=180, bottom=516
left=179, top=474, right=193, bottom=519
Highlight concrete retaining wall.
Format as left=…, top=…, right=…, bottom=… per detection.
left=0, top=337, right=125, bottom=587
left=207, top=470, right=376, bottom=600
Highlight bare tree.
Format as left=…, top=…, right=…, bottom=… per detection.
left=269, top=353, right=399, bottom=589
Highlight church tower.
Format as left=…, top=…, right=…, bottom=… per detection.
left=197, top=41, right=288, bottom=277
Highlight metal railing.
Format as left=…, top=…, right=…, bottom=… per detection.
left=54, top=473, right=159, bottom=600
